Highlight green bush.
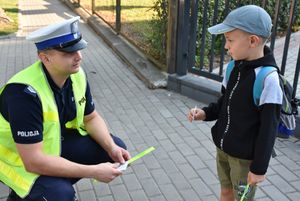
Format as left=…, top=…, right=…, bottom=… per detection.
left=149, top=0, right=168, bottom=66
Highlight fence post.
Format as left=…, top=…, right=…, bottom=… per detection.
left=270, top=0, right=281, bottom=51
left=175, top=0, right=190, bottom=76
left=292, top=45, right=300, bottom=99
left=199, top=0, right=209, bottom=71
left=167, top=0, right=178, bottom=74
left=187, top=0, right=199, bottom=71
left=280, top=0, right=296, bottom=75
left=295, top=45, right=300, bottom=138
left=116, top=0, right=121, bottom=34
left=209, top=0, right=219, bottom=72
left=91, top=0, right=95, bottom=14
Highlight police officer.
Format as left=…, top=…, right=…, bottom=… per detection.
left=0, top=16, right=130, bottom=201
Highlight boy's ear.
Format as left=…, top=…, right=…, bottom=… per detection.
left=249, top=35, right=261, bottom=47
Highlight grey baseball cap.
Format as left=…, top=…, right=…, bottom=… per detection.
left=208, top=5, right=272, bottom=38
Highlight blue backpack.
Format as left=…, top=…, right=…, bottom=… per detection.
left=225, top=60, right=297, bottom=138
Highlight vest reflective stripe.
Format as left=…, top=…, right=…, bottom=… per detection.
left=0, top=144, right=23, bottom=166
left=0, top=159, right=31, bottom=195
left=0, top=60, right=87, bottom=198
left=44, top=111, right=59, bottom=122
left=65, top=68, right=88, bottom=135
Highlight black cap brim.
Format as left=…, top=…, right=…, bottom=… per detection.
left=56, top=39, right=87, bottom=53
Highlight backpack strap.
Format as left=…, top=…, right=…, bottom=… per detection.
left=225, top=60, right=235, bottom=83
left=253, top=66, right=277, bottom=106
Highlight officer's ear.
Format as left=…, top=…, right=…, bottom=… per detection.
left=38, top=50, right=51, bottom=64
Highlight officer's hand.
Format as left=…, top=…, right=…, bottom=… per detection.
left=94, top=162, right=122, bottom=183
left=187, top=108, right=206, bottom=122
left=109, top=145, right=131, bottom=164
left=247, top=171, right=265, bottom=186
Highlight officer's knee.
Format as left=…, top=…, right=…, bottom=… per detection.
left=112, top=135, right=127, bottom=150
left=45, top=183, right=75, bottom=201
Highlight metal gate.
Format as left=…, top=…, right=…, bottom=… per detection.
left=174, top=0, right=300, bottom=100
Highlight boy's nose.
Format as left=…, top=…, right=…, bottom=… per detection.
left=224, top=42, right=229, bottom=50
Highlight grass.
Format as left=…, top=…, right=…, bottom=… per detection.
left=78, top=0, right=165, bottom=66
left=80, top=0, right=155, bottom=22
left=0, top=0, right=19, bottom=36
left=80, top=0, right=156, bottom=41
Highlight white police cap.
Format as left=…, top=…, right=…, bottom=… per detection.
left=26, top=16, right=87, bottom=52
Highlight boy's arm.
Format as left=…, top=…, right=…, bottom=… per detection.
left=250, top=70, right=282, bottom=175
left=250, top=103, right=281, bottom=175
left=202, top=86, right=225, bottom=121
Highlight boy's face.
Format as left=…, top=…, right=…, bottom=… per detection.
left=224, top=29, right=254, bottom=61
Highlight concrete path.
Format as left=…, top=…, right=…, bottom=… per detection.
left=0, top=0, right=300, bottom=200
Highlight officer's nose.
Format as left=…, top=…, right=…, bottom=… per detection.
left=74, top=51, right=82, bottom=61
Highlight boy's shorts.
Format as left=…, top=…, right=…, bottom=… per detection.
left=216, top=148, right=257, bottom=201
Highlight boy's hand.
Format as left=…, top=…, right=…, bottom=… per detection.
left=247, top=171, right=266, bottom=186
left=187, top=108, right=206, bottom=122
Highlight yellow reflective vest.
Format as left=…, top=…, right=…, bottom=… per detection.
left=0, top=60, right=88, bottom=198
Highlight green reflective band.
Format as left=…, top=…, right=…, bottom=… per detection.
left=128, top=146, right=155, bottom=165
left=240, top=183, right=250, bottom=201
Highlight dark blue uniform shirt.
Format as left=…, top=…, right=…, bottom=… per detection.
left=0, top=64, right=95, bottom=144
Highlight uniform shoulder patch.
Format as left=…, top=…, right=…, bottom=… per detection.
left=24, top=86, right=37, bottom=97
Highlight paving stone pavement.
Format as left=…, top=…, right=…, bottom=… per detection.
left=0, top=0, right=300, bottom=200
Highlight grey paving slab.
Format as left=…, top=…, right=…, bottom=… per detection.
left=0, top=0, right=300, bottom=200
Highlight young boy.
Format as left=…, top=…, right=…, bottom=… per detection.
left=188, top=5, right=282, bottom=201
